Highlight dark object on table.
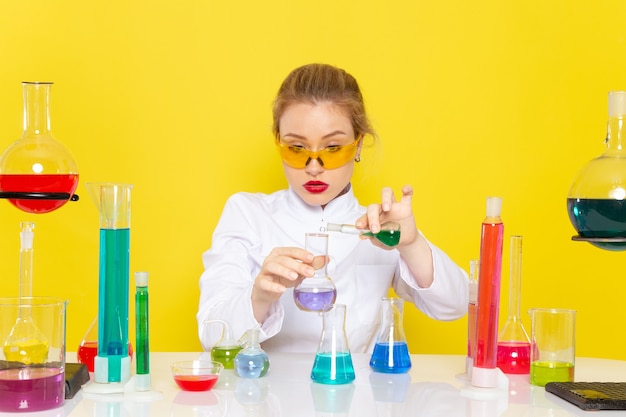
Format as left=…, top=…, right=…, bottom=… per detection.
left=65, top=362, right=90, bottom=399
left=546, top=381, right=626, bottom=410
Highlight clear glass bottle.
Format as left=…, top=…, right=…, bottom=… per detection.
left=568, top=91, right=626, bottom=251
left=0, top=82, right=79, bottom=213
left=369, top=298, right=411, bottom=374
left=496, top=235, right=531, bottom=374
left=293, top=233, right=337, bottom=312
left=311, top=304, right=355, bottom=385
left=234, top=328, right=270, bottom=378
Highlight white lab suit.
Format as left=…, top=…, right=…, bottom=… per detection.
left=197, top=186, right=468, bottom=353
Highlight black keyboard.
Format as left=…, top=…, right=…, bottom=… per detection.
left=545, top=381, right=626, bottom=410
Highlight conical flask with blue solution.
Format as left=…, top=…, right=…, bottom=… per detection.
left=369, top=297, right=412, bottom=373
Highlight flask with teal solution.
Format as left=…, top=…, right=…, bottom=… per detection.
left=311, top=304, right=355, bottom=384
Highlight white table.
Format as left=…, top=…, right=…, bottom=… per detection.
left=8, top=352, right=626, bottom=416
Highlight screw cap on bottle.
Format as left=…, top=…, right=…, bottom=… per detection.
left=135, top=271, right=149, bottom=287
left=485, top=197, right=502, bottom=217
left=609, top=91, right=626, bottom=117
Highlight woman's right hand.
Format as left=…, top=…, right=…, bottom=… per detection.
left=251, top=247, right=315, bottom=323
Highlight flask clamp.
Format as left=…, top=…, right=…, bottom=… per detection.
left=0, top=191, right=79, bottom=201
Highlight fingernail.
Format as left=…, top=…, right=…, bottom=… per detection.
left=289, top=271, right=298, bottom=279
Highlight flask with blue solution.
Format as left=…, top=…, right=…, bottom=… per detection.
left=234, top=328, right=269, bottom=378
left=311, top=304, right=355, bottom=384
left=369, top=297, right=412, bottom=374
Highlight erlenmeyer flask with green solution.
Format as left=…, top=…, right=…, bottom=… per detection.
left=3, top=222, right=49, bottom=364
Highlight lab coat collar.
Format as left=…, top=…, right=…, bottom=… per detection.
left=285, top=184, right=361, bottom=223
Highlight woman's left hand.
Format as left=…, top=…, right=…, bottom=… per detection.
left=355, top=185, right=418, bottom=248
left=356, top=184, right=434, bottom=287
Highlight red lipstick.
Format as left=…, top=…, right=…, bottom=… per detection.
left=303, top=181, right=329, bottom=194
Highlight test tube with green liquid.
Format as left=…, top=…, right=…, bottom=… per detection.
left=134, top=271, right=150, bottom=391
left=327, top=221, right=401, bottom=247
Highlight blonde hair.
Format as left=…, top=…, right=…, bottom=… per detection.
left=272, top=63, right=376, bottom=140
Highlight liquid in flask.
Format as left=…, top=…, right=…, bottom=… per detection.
left=496, top=235, right=531, bottom=374
left=294, top=233, right=336, bottom=312
left=369, top=298, right=412, bottom=374
left=77, top=316, right=134, bottom=373
left=202, top=319, right=243, bottom=370
left=568, top=91, right=626, bottom=251
left=234, top=328, right=269, bottom=378
left=311, top=304, right=355, bottom=385
left=0, top=82, right=79, bottom=213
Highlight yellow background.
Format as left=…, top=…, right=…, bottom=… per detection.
left=0, top=1, right=625, bottom=359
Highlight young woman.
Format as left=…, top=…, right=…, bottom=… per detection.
left=197, top=63, right=468, bottom=353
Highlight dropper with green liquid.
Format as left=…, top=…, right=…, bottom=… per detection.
left=327, top=221, right=401, bottom=247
